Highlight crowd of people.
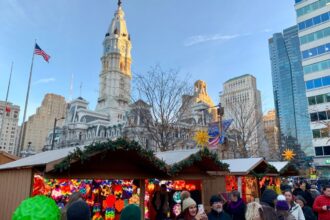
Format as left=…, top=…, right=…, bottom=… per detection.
left=57, top=181, right=330, bottom=220
left=151, top=181, right=330, bottom=220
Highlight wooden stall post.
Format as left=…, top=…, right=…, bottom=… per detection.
left=139, top=179, right=145, bottom=220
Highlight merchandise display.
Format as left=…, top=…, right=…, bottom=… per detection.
left=32, top=175, right=139, bottom=220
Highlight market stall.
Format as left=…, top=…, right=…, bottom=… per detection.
left=268, top=161, right=299, bottom=177
left=222, top=158, right=278, bottom=202
left=0, top=139, right=229, bottom=220
left=154, top=149, right=229, bottom=217
left=0, top=150, right=19, bottom=165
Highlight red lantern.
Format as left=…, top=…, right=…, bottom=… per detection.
left=173, top=180, right=185, bottom=190
left=147, top=183, right=155, bottom=192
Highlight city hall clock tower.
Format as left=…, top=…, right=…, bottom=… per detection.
left=96, top=0, right=132, bottom=124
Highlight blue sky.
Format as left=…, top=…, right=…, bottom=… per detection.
left=0, top=0, right=297, bottom=123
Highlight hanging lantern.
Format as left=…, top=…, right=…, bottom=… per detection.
left=173, top=180, right=185, bottom=190
left=172, top=204, right=182, bottom=217
left=147, top=183, right=155, bottom=193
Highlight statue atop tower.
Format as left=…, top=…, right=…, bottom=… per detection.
left=95, top=1, right=132, bottom=124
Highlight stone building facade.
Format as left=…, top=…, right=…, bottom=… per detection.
left=22, top=94, right=66, bottom=152
left=0, top=101, right=20, bottom=154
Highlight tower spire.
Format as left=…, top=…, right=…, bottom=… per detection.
left=118, top=0, right=122, bottom=7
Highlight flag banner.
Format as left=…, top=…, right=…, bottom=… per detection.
left=34, top=43, right=50, bottom=62
left=208, top=119, right=233, bottom=149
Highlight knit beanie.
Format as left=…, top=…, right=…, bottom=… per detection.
left=295, top=195, right=306, bottom=205
left=182, top=197, right=197, bottom=212
left=120, top=204, right=141, bottom=220
left=209, top=195, right=223, bottom=205
left=276, top=195, right=289, bottom=211
left=67, top=200, right=91, bottom=220
left=261, top=189, right=277, bottom=208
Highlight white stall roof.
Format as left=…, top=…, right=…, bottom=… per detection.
left=268, top=161, right=288, bottom=172
left=155, top=149, right=199, bottom=165
left=221, top=157, right=264, bottom=175
left=0, top=146, right=83, bottom=170
left=0, top=147, right=200, bottom=170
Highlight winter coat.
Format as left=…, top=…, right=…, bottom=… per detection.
left=301, top=206, right=316, bottom=220
left=260, top=202, right=277, bottom=220
left=276, top=210, right=296, bottom=220
left=289, top=202, right=305, bottom=220
left=207, top=209, right=231, bottom=220
left=224, top=198, right=246, bottom=220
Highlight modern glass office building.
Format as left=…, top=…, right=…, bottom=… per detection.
left=295, top=0, right=330, bottom=174
left=269, top=25, right=313, bottom=156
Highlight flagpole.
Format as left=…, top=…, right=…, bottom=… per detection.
left=0, top=62, right=14, bottom=149
left=17, top=41, right=36, bottom=156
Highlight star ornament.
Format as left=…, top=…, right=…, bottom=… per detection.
left=282, top=149, right=296, bottom=161
left=193, top=130, right=210, bottom=149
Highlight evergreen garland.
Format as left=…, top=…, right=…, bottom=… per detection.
left=250, top=164, right=278, bottom=179
left=169, top=148, right=229, bottom=176
left=278, top=162, right=299, bottom=176
left=54, top=138, right=167, bottom=173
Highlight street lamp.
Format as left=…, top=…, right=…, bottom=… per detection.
left=51, top=116, right=65, bottom=150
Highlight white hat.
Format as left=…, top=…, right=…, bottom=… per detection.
left=182, top=197, right=197, bottom=211
left=277, top=195, right=286, bottom=201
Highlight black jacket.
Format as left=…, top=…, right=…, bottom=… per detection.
left=302, top=206, right=316, bottom=220
left=207, top=209, right=231, bottom=220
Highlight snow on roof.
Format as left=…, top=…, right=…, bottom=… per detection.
left=0, top=145, right=83, bottom=170
left=268, top=161, right=288, bottom=172
left=0, top=146, right=200, bottom=170
left=155, top=149, right=199, bottom=165
left=221, top=157, right=264, bottom=174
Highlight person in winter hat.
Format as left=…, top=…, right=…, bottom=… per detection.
left=61, top=192, right=83, bottom=220
left=295, top=195, right=316, bottom=220
left=276, top=195, right=295, bottom=220
left=67, top=200, right=91, bottom=220
left=259, top=189, right=277, bottom=220
left=224, top=190, right=246, bottom=220
left=176, top=196, right=208, bottom=220
left=245, top=202, right=263, bottom=220
left=207, top=195, right=230, bottom=220
left=120, top=204, right=141, bottom=220
left=284, top=190, right=305, bottom=220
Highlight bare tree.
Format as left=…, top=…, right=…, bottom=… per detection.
left=224, top=100, right=266, bottom=158
left=132, top=65, right=193, bottom=151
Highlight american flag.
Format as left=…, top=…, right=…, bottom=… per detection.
left=34, top=43, right=50, bottom=62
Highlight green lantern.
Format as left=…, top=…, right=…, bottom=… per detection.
left=12, top=195, right=60, bottom=220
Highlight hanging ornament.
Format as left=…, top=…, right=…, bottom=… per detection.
left=172, top=204, right=181, bottom=217
left=105, top=208, right=115, bottom=220
left=115, top=199, right=125, bottom=212
left=173, top=191, right=182, bottom=203
left=282, top=149, right=296, bottom=160
left=193, top=130, right=210, bottom=149
left=147, top=183, right=155, bottom=193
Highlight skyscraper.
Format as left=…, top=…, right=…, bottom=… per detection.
left=22, top=94, right=67, bottom=152
left=295, top=0, right=330, bottom=172
left=220, top=74, right=264, bottom=157
left=0, top=101, right=20, bottom=154
left=269, top=25, right=313, bottom=157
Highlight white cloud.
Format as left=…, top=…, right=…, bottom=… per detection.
left=33, top=78, right=55, bottom=85
left=184, top=33, right=250, bottom=47
left=261, top=28, right=272, bottom=33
